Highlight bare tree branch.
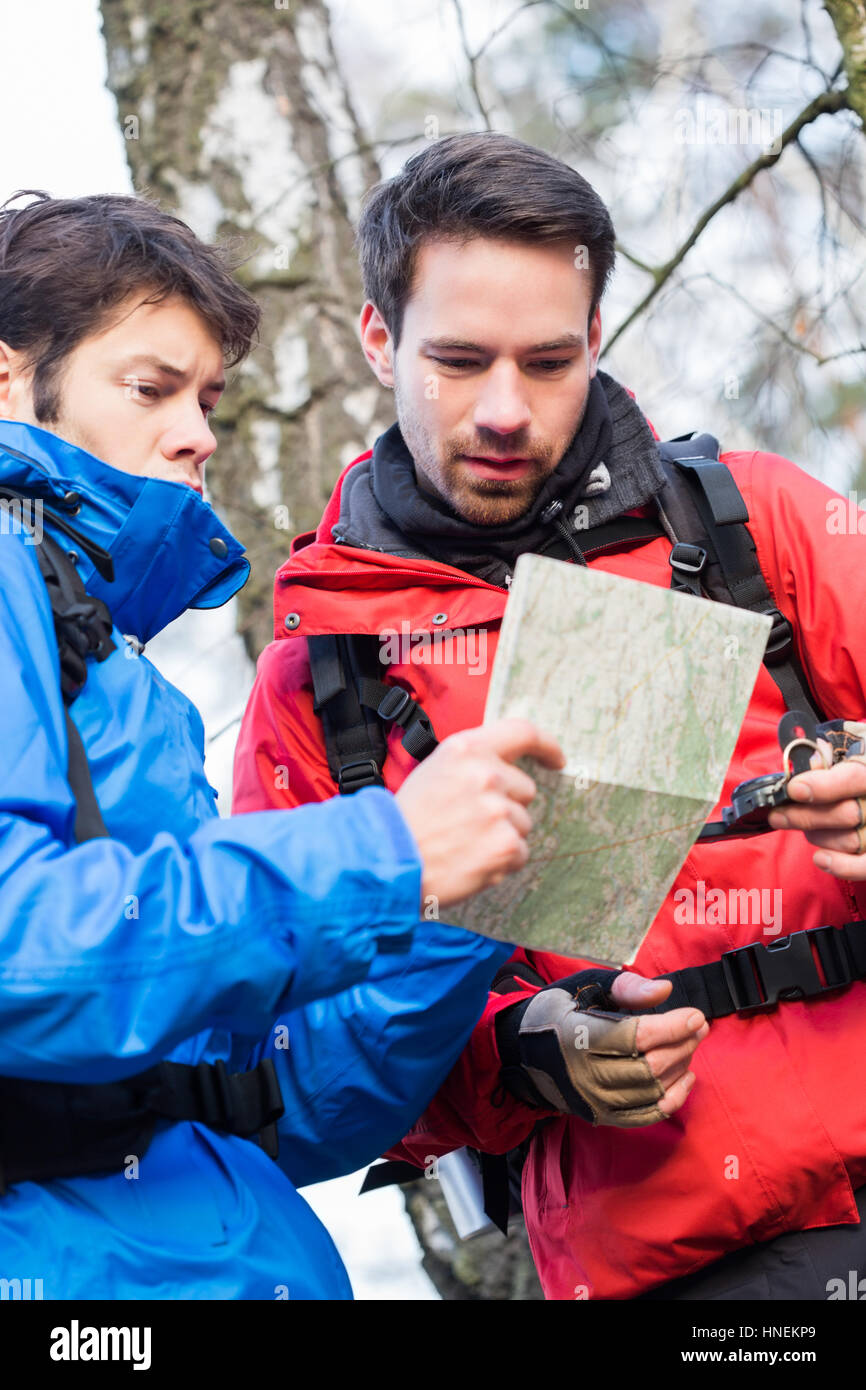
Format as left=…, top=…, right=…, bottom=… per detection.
left=548, top=0, right=652, bottom=120
left=794, top=133, right=831, bottom=250
left=451, top=0, right=494, bottom=130
left=604, top=86, right=851, bottom=355
left=615, top=243, right=657, bottom=275
left=473, top=0, right=548, bottom=62
left=694, top=269, right=866, bottom=365
left=255, top=130, right=464, bottom=222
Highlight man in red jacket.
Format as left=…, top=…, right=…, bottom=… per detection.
left=234, top=132, right=866, bottom=1300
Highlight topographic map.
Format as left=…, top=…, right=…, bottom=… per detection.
left=449, top=554, right=771, bottom=961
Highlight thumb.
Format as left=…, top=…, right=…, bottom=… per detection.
left=609, top=971, right=673, bottom=1012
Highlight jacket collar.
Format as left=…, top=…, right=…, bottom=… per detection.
left=0, top=420, right=249, bottom=643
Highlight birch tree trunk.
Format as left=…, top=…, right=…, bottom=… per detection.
left=99, top=0, right=390, bottom=657
left=825, top=0, right=866, bottom=126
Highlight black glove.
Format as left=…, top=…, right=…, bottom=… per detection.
left=495, top=968, right=668, bottom=1127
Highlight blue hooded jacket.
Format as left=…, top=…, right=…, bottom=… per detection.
left=0, top=421, right=510, bottom=1299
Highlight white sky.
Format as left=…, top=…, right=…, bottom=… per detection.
left=0, top=0, right=131, bottom=200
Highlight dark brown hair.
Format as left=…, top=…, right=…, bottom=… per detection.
left=0, top=191, right=260, bottom=422
left=355, top=132, right=616, bottom=348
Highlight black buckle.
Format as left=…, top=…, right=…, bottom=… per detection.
left=721, top=926, right=853, bottom=1015
left=762, top=608, right=793, bottom=665
left=337, top=758, right=383, bottom=793
left=669, top=542, right=707, bottom=575
left=377, top=686, right=413, bottom=725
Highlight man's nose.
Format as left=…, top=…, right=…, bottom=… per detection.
left=159, top=403, right=217, bottom=467
left=473, top=362, right=532, bottom=437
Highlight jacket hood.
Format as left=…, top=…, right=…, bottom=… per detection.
left=0, top=420, right=249, bottom=643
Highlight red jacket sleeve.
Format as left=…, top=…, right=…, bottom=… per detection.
left=733, top=449, right=866, bottom=920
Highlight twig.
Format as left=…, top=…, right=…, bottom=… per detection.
left=451, top=0, right=494, bottom=130
left=604, top=86, right=851, bottom=354
left=692, top=270, right=866, bottom=366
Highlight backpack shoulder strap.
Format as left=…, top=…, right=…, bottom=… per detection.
left=307, top=632, right=438, bottom=795
left=655, top=434, right=824, bottom=722
left=35, top=529, right=115, bottom=842
left=307, top=633, right=389, bottom=794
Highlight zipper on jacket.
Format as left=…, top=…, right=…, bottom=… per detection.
left=282, top=564, right=509, bottom=595
left=540, top=499, right=587, bottom=565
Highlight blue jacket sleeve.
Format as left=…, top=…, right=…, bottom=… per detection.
left=236, top=920, right=513, bottom=1189
left=0, top=532, right=423, bottom=1081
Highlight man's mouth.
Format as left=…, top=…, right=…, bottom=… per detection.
left=460, top=455, right=533, bottom=481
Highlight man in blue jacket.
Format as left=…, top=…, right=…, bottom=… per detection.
left=0, top=190, right=564, bottom=1299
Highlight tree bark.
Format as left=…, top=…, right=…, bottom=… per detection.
left=824, top=0, right=866, bottom=127
left=404, top=1182, right=543, bottom=1301
left=99, top=0, right=391, bottom=657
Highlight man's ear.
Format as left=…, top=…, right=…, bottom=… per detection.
left=0, top=339, right=31, bottom=420
left=588, top=306, right=602, bottom=379
left=0, top=340, right=14, bottom=418
left=358, top=302, right=395, bottom=388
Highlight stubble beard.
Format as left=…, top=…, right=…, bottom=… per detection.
left=394, top=377, right=557, bottom=527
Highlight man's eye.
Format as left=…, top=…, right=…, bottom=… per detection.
left=531, top=360, right=572, bottom=372
left=200, top=402, right=216, bottom=418
left=431, top=357, right=479, bottom=370
left=125, top=380, right=160, bottom=400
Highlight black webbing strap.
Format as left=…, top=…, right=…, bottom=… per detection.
left=135, top=1057, right=285, bottom=1158
left=64, top=710, right=109, bottom=841
left=308, top=632, right=438, bottom=793
left=537, top=514, right=665, bottom=569
left=308, top=633, right=389, bottom=792
left=33, top=529, right=116, bottom=702
left=359, top=1158, right=423, bottom=1194
left=0, top=1057, right=285, bottom=1192
left=29, top=528, right=117, bottom=843
left=356, top=677, right=438, bottom=761
left=577, top=515, right=666, bottom=555
left=662, top=436, right=750, bottom=526
left=646, top=921, right=866, bottom=1020
left=657, top=436, right=824, bottom=723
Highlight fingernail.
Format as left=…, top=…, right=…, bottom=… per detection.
left=639, top=979, right=657, bottom=994
left=683, top=1073, right=695, bottom=1091
left=770, top=811, right=789, bottom=828
left=814, top=852, right=832, bottom=871
left=687, top=1013, right=704, bottom=1031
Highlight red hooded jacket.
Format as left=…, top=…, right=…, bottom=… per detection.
left=233, top=437, right=866, bottom=1301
